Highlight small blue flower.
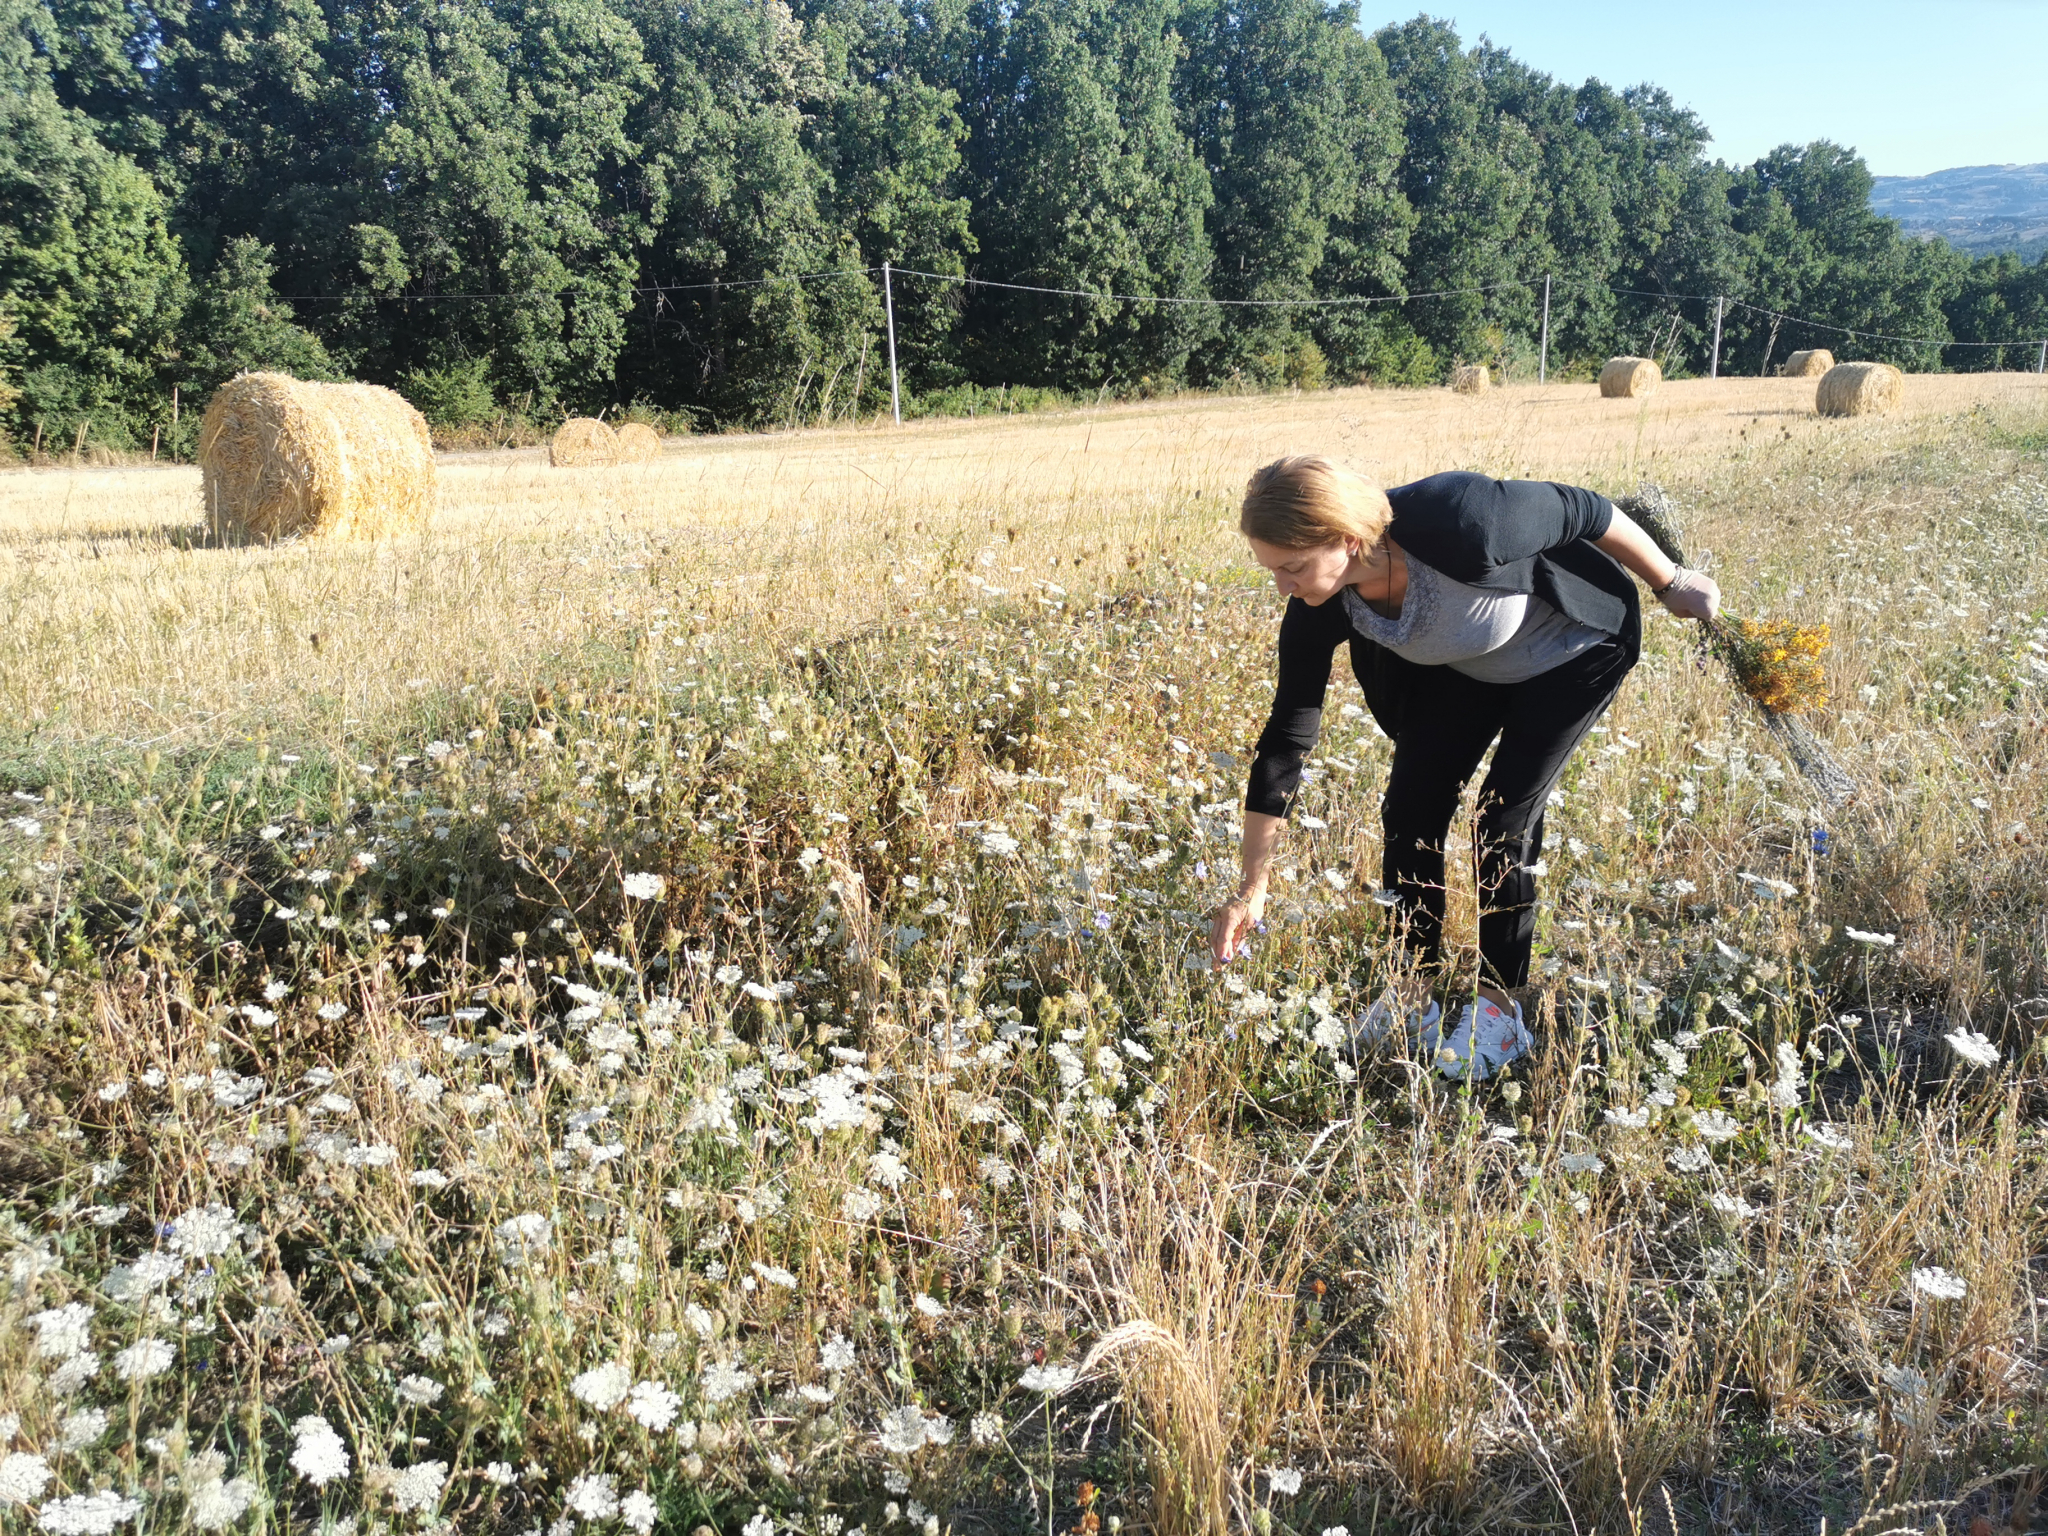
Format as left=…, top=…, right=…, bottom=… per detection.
left=1194, top=861, right=1208, bottom=881
left=1093, top=911, right=1111, bottom=930
left=1811, top=827, right=1832, bottom=856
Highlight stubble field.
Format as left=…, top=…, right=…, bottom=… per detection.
left=3, top=373, right=2048, bottom=1536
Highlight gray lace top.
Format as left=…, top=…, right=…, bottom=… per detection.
left=1339, top=555, right=1605, bottom=684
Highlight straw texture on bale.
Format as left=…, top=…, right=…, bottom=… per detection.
left=1449, top=365, right=1490, bottom=395
left=198, top=372, right=436, bottom=543
left=1598, top=356, right=1661, bottom=398
left=612, top=422, right=663, bottom=464
left=1782, top=348, right=1834, bottom=378
left=1816, top=361, right=1904, bottom=418
left=550, top=417, right=617, bottom=467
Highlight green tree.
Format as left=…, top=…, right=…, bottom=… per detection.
left=0, top=0, right=187, bottom=449
left=957, top=0, right=1216, bottom=389
left=1178, top=0, right=1409, bottom=384
left=1373, top=15, right=1538, bottom=371
left=175, top=235, right=335, bottom=402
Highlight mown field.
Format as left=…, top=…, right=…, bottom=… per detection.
left=3, top=373, right=2048, bottom=1536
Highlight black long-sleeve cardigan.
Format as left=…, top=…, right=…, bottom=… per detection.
left=1244, top=471, right=1644, bottom=820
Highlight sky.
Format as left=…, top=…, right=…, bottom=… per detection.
left=1384, top=1, right=2048, bottom=177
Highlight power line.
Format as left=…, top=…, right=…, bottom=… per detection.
left=891, top=266, right=1524, bottom=308
left=262, top=261, right=2046, bottom=353
left=271, top=267, right=881, bottom=303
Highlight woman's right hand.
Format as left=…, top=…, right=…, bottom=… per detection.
left=1210, top=888, right=1267, bottom=967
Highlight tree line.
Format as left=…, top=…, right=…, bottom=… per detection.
left=4, top=0, right=2046, bottom=453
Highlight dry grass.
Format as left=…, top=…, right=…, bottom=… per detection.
left=4, top=374, right=2042, bottom=750
left=2, top=372, right=2048, bottom=1536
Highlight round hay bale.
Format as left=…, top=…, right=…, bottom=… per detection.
left=1449, top=364, right=1490, bottom=395
left=1782, top=348, right=1834, bottom=378
left=198, top=372, right=436, bottom=543
left=612, top=422, right=663, bottom=464
left=1598, top=356, right=1661, bottom=398
left=1815, top=361, right=1903, bottom=418
left=550, top=417, right=616, bottom=467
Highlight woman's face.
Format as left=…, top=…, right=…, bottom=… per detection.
left=1246, top=536, right=1357, bottom=606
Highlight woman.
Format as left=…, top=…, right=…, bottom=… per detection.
left=1207, top=457, right=1720, bottom=1079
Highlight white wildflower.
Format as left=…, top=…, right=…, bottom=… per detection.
left=700, top=1359, right=754, bottom=1404
left=1805, top=1124, right=1854, bottom=1152
left=185, top=1474, right=257, bottom=1531
left=1017, top=1363, right=1076, bottom=1394
left=620, top=1491, right=659, bottom=1534
left=1604, top=1106, right=1649, bottom=1129
left=570, top=1362, right=633, bottom=1412
left=168, top=1204, right=242, bottom=1258
left=56, top=1409, right=106, bottom=1452
left=842, top=1188, right=883, bottom=1222
left=565, top=1473, right=619, bottom=1521
left=625, top=1380, right=681, bottom=1432
left=622, top=873, right=666, bottom=901
left=388, top=1461, right=447, bottom=1514
left=820, top=1333, right=856, bottom=1373
left=33, top=1490, right=141, bottom=1534
left=1911, top=1266, right=1967, bottom=1301
left=26, top=1304, right=93, bottom=1359
left=289, top=1416, right=350, bottom=1487
left=1691, top=1109, right=1740, bottom=1143
left=970, top=1411, right=1003, bottom=1447
left=1844, top=927, right=1896, bottom=947
left=878, top=1406, right=942, bottom=1455
left=0, top=1452, right=52, bottom=1505
left=1267, top=1467, right=1303, bottom=1496
left=1944, top=1029, right=2000, bottom=1070
left=395, top=1374, right=443, bottom=1406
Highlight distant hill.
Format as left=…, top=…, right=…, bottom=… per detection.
left=1870, top=163, right=2048, bottom=262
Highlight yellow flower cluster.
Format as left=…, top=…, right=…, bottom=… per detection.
left=1721, top=618, right=1831, bottom=714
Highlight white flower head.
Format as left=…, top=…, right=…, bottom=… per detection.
left=185, top=1472, right=257, bottom=1531
left=1017, top=1363, right=1077, bottom=1394
left=820, top=1333, right=856, bottom=1373
left=621, top=1491, right=659, bottom=1534
left=31, top=1490, right=141, bottom=1534
left=1844, top=927, right=1897, bottom=947
left=388, top=1461, right=447, bottom=1514
left=0, top=1452, right=52, bottom=1506
left=289, top=1417, right=351, bottom=1488
left=877, top=1405, right=948, bottom=1456
left=1691, top=1109, right=1740, bottom=1143
left=622, top=873, right=666, bottom=901
left=1944, top=1029, right=2000, bottom=1070
left=565, top=1473, right=619, bottom=1522
left=1267, top=1466, right=1304, bottom=1496
left=168, top=1204, right=242, bottom=1258
left=25, top=1304, right=93, bottom=1360
left=570, top=1362, right=633, bottom=1412
left=1911, top=1266, right=1967, bottom=1301
left=700, top=1359, right=755, bottom=1404
left=626, top=1380, right=682, bottom=1432
left=1805, top=1123, right=1854, bottom=1152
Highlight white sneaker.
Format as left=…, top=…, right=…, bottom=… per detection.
left=1349, top=996, right=1441, bottom=1058
left=1420, top=996, right=1532, bottom=1081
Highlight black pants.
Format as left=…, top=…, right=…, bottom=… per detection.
left=1377, top=637, right=1635, bottom=990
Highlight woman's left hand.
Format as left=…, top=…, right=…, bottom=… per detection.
left=1657, top=567, right=1720, bottom=621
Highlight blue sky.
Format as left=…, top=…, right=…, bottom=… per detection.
left=1379, top=1, right=2048, bottom=177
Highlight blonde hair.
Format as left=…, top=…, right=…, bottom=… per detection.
left=1239, top=455, right=1392, bottom=551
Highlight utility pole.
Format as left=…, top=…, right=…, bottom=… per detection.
left=1709, top=296, right=1726, bottom=379
left=1538, top=274, right=1551, bottom=384
left=882, top=260, right=902, bottom=425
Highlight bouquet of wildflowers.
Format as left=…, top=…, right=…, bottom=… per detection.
left=1618, top=484, right=1853, bottom=803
